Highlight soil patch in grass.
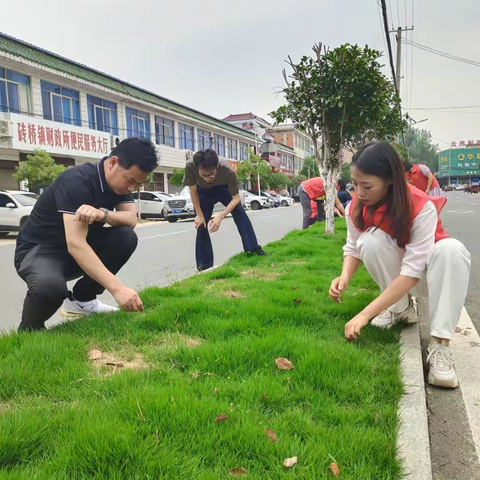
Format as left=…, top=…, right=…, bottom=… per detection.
left=240, top=269, right=282, bottom=281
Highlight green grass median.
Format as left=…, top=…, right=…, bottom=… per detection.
left=0, top=222, right=403, bottom=479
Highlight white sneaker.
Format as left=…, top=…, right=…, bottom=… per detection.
left=427, top=341, right=458, bottom=388
left=61, top=297, right=119, bottom=317
left=371, top=301, right=417, bottom=329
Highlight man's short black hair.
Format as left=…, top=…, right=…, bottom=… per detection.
left=193, top=149, right=219, bottom=169
left=109, top=137, right=158, bottom=173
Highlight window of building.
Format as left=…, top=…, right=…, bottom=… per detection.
left=41, top=81, right=81, bottom=126
left=239, top=142, right=248, bottom=161
left=227, top=139, right=237, bottom=159
left=126, top=107, right=150, bottom=139
left=155, top=116, right=174, bottom=147
left=87, top=95, right=118, bottom=135
left=197, top=129, right=211, bottom=150
left=178, top=123, right=194, bottom=150
left=213, top=134, right=225, bottom=157
left=0, top=68, right=31, bottom=114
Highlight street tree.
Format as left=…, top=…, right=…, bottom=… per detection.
left=170, top=168, right=185, bottom=187
left=404, top=127, right=439, bottom=172
left=13, top=149, right=66, bottom=190
left=299, top=156, right=319, bottom=178
left=237, top=148, right=271, bottom=194
left=291, top=174, right=307, bottom=190
left=271, top=43, right=405, bottom=233
left=266, top=171, right=290, bottom=191
left=340, top=162, right=351, bottom=183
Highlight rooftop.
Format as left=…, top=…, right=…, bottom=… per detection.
left=0, top=32, right=255, bottom=141
left=222, top=112, right=271, bottom=127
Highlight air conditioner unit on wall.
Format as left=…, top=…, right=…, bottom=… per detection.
left=0, top=120, right=13, bottom=138
left=111, top=135, right=121, bottom=149
left=186, top=151, right=194, bottom=160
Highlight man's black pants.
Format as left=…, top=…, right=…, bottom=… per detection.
left=196, top=185, right=259, bottom=270
left=14, top=226, right=138, bottom=331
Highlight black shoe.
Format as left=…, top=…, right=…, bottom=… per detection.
left=248, top=246, right=271, bottom=257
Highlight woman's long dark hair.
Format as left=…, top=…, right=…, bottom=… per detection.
left=352, top=141, right=412, bottom=248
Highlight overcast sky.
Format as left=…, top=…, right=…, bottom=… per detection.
left=1, top=0, right=479, bottom=150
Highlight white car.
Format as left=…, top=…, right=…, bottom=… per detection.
left=133, top=191, right=171, bottom=220
left=163, top=186, right=224, bottom=223
left=272, top=193, right=294, bottom=207
left=0, top=190, right=39, bottom=237
left=241, top=190, right=270, bottom=210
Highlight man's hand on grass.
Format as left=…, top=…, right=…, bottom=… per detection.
left=345, top=314, right=370, bottom=341
left=75, top=205, right=105, bottom=225
left=112, top=285, right=144, bottom=312
left=208, top=216, right=223, bottom=233
left=329, top=276, right=349, bottom=304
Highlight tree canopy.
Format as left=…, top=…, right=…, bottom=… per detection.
left=13, top=149, right=66, bottom=190
left=271, top=42, right=406, bottom=233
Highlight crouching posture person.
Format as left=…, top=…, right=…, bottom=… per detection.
left=15, top=138, right=158, bottom=331
left=329, top=141, right=471, bottom=388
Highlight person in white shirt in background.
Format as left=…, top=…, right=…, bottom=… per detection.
left=329, top=141, right=471, bottom=389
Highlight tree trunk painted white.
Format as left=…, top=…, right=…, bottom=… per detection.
left=324, top=171, right=337, bottom=234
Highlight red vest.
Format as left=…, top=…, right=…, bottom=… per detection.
left=302, top=177, right=325, bottom=200
left=406, top=164, right=439, bottom=191
left=350, top=184, right=449, bottom=243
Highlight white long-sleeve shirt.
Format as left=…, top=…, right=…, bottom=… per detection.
left=343, top=201, right=439, bottom=279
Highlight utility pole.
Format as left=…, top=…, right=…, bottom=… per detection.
left=389, top=26, right=414, bottom=97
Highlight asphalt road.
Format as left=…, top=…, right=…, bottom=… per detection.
left=0, top=205, right=302, bottom=332
left=441, top=191, right=480, bottom=332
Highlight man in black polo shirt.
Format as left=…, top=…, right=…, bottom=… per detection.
left=184, top=149, right=268, bottom=271
left=15, top=137, right=158, bottom=331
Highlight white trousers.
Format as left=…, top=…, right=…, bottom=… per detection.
left=357, top=228, right=471, bottom=339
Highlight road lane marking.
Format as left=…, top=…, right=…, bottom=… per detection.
left=256, top=215, right=281, bottom=219
left=139, top=229, right=193, bottom=241
left=468, top=203, right=479, bottom=206
left=445, top=210, right=474, bottom=214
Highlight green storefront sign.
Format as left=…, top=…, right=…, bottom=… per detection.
left=438, top=147, right=480, bottom=178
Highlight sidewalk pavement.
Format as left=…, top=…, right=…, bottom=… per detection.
left=400, top=301, right=480, bottom=479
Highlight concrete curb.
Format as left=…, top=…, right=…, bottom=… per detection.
left=397, top=323, right=432, bottom=479
left=452, top=307, right=480, bottom=464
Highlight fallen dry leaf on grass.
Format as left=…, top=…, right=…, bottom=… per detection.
left=283, top=457, right=298, bottom=468
left=293, top=298, right=302, bottom=304
left=215, top=413, right=228, bottom=423
left=271, top=263, right=276, bottom=268
left=275, top=358, right=295, bottom=370
left=329, top=462, right=340, bottom=476
left=214, top=387, right=219, bottom=395
left=455, top=326, right=462, bottom=333
left=261, top=392, right=269, bottom=400
left=88, top=349, right=102, bottom=360
left=266, top=428, right=278, bottom=443
left=291, top=287, right=298, bottom=291
left=105, top=361, right=124, bottom=368
left=229, top=467, right=248, bottom=477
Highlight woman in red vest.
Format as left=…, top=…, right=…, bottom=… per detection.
left=329, top=142, right=470, bottom=388
left=404, top=161, right=441, bottom=196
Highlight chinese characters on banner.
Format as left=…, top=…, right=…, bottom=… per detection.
left=10, top=113, right=111, bottom=159
left=17, top=122, right=109, bottom=154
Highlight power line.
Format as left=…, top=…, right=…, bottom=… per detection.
left=379, top=0, right=398, bottom=91
left=377, top=2, right=389, bottom=57
left=404, top=39, right=480, bottom=68
left=408, top=104, right=480, bottom=110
